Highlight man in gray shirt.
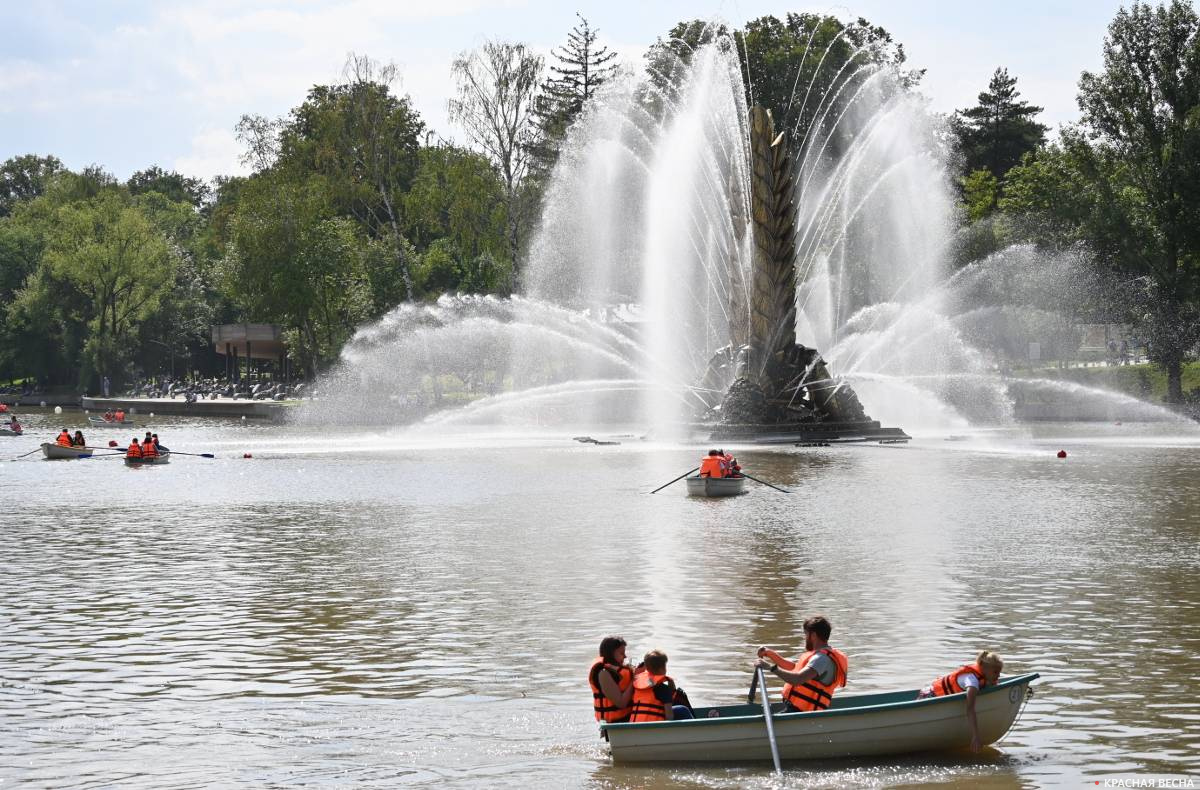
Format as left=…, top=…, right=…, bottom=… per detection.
left=754, top=615, right=849, bottom=712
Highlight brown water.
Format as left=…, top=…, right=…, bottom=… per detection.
left=2, top=414, right=1198, bottom=787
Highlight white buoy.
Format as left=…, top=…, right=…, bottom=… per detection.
left=39, top=400, right=47, bottom=408
left=54, top=405, right=62, bottom=414
left=149, top=412, right=154, bottom=417
left=241, top=415, right=246, bottom=420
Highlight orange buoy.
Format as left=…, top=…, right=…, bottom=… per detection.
left=243, top=453, right=252, bottom=459
left=1057, top=450, right=1067, bottom=458
left=108, top=440, right=118, bottom=447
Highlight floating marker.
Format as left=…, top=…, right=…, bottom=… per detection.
left=149, top=412, right=154, bottom=417
left=243, top=453, right=252, bottom=458
left=39, top=401, right=47, bottom=408
left=1057, top=450, right=1067, bottom=458
left=54, top=406, right=62, bottom=414
left=108, top=440, right=118, bottom=448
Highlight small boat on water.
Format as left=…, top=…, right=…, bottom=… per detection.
left=88, top=417, right=136, bottom=426
left=41, top=443, right=95, bottom=459
left=602, top=673, right=1038, bottom=763
left=685, top=475, right=747, bottom=497
left=0, top=428, right=23, bottom=437
left=125, top=450, right=170, bottom=466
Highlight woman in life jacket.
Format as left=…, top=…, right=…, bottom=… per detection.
left=755, top=615, right=849, bottom=713
left=917, top=650, right=1003, bottom=752
left=629, top=649, right=693, bottom=722
left=588, top=635, right=635, bottom=724
left=698, top=449, right=725, bottom=478
left=55, top=429, right=72, bottom=447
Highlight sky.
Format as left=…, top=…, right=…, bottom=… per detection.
left=1, top=0, right=1131, bottom=182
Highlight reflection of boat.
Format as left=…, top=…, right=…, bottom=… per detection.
left=685, top=476, right=746, bottom=497
left=125, top=451, right=170, bottom=466
left=603, top=673, right=1038, bottom=763
left=88, top=417, right=136, bottom=426
left=41, top=443, right=94, bottom=459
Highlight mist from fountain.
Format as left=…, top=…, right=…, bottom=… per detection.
left=301, top=22, right=1193, bottom=434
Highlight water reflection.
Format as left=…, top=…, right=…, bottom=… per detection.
left=1, top=424, right=1197, bottom=786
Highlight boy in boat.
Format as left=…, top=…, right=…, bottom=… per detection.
left=126, top=437, right=143, bottom=459
left=916, top=650, right=1003, bottom=752
left=755, top=615, right=849, bottom=713
left=55, top=428, right=72, bottom=447
left=630, top=649, right=693, bottom=722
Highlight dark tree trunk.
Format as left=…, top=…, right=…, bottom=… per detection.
left=1165, top=357, right=1183, bottom=404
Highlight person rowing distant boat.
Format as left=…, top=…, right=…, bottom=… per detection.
left=7, top=416, right=21, bottom=434
left=699, top=449, right=726, bottom=478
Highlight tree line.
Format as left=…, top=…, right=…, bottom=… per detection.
left=1, top=3, right=1197, bottom=403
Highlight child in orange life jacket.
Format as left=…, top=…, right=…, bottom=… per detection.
left=698, top=449, right=725, bottom=478
left=916, top=650, right=1003, bottom=752
left=630, top=649, right=693, bottom=722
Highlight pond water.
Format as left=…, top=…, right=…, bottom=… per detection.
left=2, top=412, right=1198, bottom=787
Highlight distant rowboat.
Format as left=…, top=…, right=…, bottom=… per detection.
left=41, top=443, right=95, bottom=459
left=0, top=428, right=23, bottom=437
left=603, top=673, right=1039, bottom=763
left=685, top=475, right=747, bottom=497
left=125, top=451, right=170, bottom=466
left=88, top=417, right=136, bottom=426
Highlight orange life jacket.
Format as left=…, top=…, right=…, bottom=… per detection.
left=630, top=670, right=675, bottom=722
left=127, top=442, right=142, bottom=458
left=928, top=663, right=986, bottom=697
left=115, top=411, right=125, bottom=421
left=589, top=659, right=634, bottom=723
left=142, top=440, right=158, bottom=458
left=699, top=456, right=725, bottom=478
left=56, top=431, right=72, bottom=447
left=782, top=646, right=848, bottom=712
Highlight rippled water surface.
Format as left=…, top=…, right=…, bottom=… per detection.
left=2, top=412, right=1198, bottom=787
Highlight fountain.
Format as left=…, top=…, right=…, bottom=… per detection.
left=303, top=24, right=1190, bottom=434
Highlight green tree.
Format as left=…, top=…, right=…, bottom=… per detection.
left=39, top=190, right=178, bottom=386
left=1002, top=1, right=1200, bottom=402
left=529, top=15, right=617, bottom=178
left=127, top=165, right=210, bottom=208
left=449, top=40, right=543, bottom=284
left=962, top=167, right=1002, bottom=222
left=0, top=154, right=64, bottom=217
left=952, top=68, right=1047, bottom=183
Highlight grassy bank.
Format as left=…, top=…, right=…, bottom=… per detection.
left=1013, top=362, right=1200, bottom=403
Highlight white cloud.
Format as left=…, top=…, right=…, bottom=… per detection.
left=174, top=127, right=248, bottom=181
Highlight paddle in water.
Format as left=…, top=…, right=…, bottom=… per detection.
left=739, top=471, right=791, bottom=494
left=755, top=666, right=783, bottom=773
left=9, top=446, right=42, bottom=461
left=650, top=467, right=699, bottom=494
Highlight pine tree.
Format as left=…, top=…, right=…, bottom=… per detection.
left=953, top=68, right=1047, bottom=180
left=529, top=14, right=618, bottom=178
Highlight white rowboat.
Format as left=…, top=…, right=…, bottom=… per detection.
left=602, top=673, right=1038, bottom=763
left=685, top=475, right=747, bottom=497
left=41, top=443, right=95, bottom=459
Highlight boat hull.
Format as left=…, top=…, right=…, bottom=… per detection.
left=125, top=451, right=170, bottom=465
left=685, top=476, right=746, bottom=497
left=88, top=417, right=136, bottom=426
left=41, top=443, right=94, bottom=459
left=0, top=429, right=23, bottom=437
left=603, top=673, right=1038, bottom=763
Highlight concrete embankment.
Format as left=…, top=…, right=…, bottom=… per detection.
left=81, top=396, right=295, bottom=421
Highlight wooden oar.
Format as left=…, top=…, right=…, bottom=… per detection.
left=755, top=666, right=783, bottom=773
left=162, top=451, right=215, bottom=458
left=9, top=446, right=42, bottom=461
left=739, top=472, right=791, bottom=494
left=650, top=467, right=699, bottom=494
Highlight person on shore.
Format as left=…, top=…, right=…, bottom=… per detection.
left=71, top=430, right=86, bottom=448
left=55, top=428, right=72, bottom=447
left=126, top=438, right=142, bottom=459
left=102, top=375, right=110, bottom=398
left=699, top=449, right=726, bottom=478
left=755, top=615, right=849, bottom=713
left=589, top=635, right=635, bottom=724
left=917, top=651, right=1004, bottom=752
left=630, top=649, right=693, bottom=722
